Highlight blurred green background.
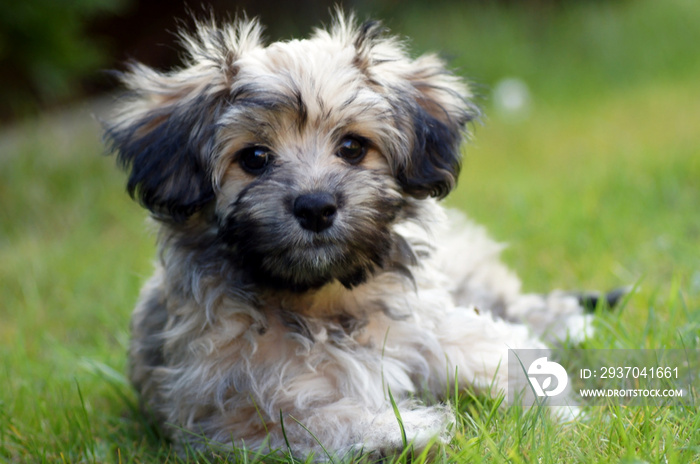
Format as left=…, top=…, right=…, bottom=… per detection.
left=1, top=0, right=699, bottom=462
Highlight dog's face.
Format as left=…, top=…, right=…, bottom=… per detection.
left=106, top=15, right=476, bottom=291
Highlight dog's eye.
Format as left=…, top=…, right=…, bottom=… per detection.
left=336, top=136, right=367, bottom=165
left=238, top=146, right=273, bottom=174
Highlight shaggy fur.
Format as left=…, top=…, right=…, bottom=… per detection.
left=105, top=13, right=591, bottom=460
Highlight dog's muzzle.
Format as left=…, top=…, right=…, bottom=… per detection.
left=293, top=192, right=337, bottom=233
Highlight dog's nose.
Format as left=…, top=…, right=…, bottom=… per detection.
left=293, top=192, right=337, bottom=233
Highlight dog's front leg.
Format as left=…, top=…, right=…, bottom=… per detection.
left=225, top=321, right=458, bottom=460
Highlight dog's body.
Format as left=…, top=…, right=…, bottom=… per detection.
left=106, top=14, right=590, bottom=459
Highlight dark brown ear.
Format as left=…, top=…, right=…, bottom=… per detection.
left=395, top=63, right=475, bottom=200
left=103, top=19, right=264, bottom=222
left=104, top=72, right=222, bottom=222
left=348, top=18, right=478, bottom=199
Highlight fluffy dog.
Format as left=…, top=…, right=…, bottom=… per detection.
left=106, top=13, right=598, bottom=460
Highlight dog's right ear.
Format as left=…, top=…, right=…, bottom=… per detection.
left=104, top=19, right=264, bottom=222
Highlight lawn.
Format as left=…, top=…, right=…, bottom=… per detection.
left=1, top=0, right=699, bottom=462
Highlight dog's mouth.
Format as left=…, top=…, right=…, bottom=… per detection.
left=218, top=216, right=393, bottom=292
left=255, top=238, right=387, bottom=291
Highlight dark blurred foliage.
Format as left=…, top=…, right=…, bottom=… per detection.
left=85, top=0, right=351, bottom=87
left=0, top=0, right=130, bottom=120
left=0, top=0, right=616, bottom=121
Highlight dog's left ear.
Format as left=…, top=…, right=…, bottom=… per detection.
left=394, top=54, right=477, bottom=200
left=349, top=19, right=478, bottom=199
left=104, top=19, right=264, bottom=222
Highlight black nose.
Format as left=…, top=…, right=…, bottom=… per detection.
left=293, top=192, right=337, bottom=233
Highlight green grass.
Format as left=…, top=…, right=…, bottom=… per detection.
left=1, top=0, right=699, bottom=462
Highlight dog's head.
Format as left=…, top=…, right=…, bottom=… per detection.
left=106, top=14, right=477, bottom=291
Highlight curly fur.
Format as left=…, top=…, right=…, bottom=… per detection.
left=105, top=12, right=589, bottom=460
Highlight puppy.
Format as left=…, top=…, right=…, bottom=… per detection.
left=105, top=13, right=595, bottom=460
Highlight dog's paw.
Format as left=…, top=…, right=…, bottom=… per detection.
left=356, top=404, right=454, bottom=458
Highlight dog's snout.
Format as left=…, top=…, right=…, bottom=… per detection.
left=293, top=192, right=337, bottom=233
